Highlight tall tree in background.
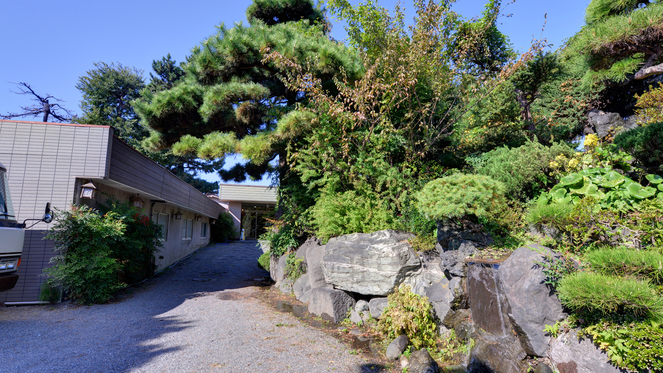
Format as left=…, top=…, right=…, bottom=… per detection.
left=134, top=0, right=363, bottom=183
left=1, top=82, right=74, bottom=122
left=76, top=62, right=148, bottom=147
left=77, top=60, right=220, bottom=193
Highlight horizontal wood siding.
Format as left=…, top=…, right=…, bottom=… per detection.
left=218, top=184, right=277, bottom=203
left=108, top=137, right=222, bottom=218
left=0, top=120, right=111, bottom=303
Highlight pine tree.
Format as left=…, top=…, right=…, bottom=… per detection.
left=134, top=0, right=362, bottom=182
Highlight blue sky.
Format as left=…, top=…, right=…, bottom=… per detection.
left=0, top=0, right=591, bottom=186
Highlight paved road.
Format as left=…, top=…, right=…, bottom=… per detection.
left=0, top=242, right=377, bottom=373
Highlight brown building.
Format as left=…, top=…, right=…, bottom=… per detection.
left=0, top=119, right=224, bottom=304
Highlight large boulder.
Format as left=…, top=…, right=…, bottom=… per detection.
left=439, top=241, right=478, bottom=278
left=408, top=349, right=440, bottom=373
left=293, top=274, right=311, bottom=301
left=274, top=254, right=288, bottom=285
left=424, top=276, right=463, bottom=321
left=269, top=254, right=279, bottom=282
left=296, top=236, right=320, bottom=261
left=307, top=287, right=355, bottom=323
left=386, top=335, right=409, bottom=360
left=498, top=245, right=565, bottom=357
left=586, top=109, right=638, bottom=139
left=468, top=333, right=527, bottom=373
left=306, top=243, right=328, bottom=289
left=549, top=330, right=623, bottom=373
left=321, top=230, right=420, bottom=296
left=437, top=220, right=493, bottom=250
left=369, top=297, right=389, bottom=319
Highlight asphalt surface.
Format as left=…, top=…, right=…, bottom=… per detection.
left=0, top=242, right=377, bottom=373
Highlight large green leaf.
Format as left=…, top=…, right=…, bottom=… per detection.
left=551, top=188, right=568, bottom=201
left=597, top=170, right=625, bottom=189
left=659, top=184, right=663, bottom=192
left=646, top=174, right=663, bottom=185
left=628, top=184, right=657, bottom=199
left=569, top=178, right=597, bottom=195
left=559, top=173, right=583, bottom=188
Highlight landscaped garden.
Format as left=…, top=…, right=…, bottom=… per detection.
left=39, top=0, right=663, bottom=371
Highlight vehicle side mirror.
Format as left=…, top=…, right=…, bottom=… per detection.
left=42, top=202, right=52, bottom=223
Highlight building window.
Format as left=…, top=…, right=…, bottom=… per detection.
left=182, top=219, right=193, bottom=240
left=201, top=222, right=208, bottom=238
left=151, top=213, right=169, bottom=241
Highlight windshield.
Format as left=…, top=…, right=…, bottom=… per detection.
left=0, top=168, right=16, bottom=220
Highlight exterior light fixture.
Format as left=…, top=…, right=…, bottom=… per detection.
left=174, top=211, right=183, bottom=220
left=195, top=215, right=202, bottom=222
left=131, top=195, right=144, bottom=209
left=80, top=182, right=98, bottom=199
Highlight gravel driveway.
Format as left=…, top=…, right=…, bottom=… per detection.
left=0, top=242, right=380, bottom=373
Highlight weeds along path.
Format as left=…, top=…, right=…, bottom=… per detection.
left=0, top=242, right=377, bottom=373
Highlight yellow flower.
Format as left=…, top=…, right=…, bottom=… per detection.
left=584, top=134, right=599, bottom=149
left=568, top=158, right=579, bottom=168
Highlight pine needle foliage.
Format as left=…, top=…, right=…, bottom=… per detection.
left=557, top=271, right=663, bottom=320
left=416, top=174, right=506, bottom=221
left=586, top=247, right=663, bottom=285
left=475, top=140, right=574, bottom=200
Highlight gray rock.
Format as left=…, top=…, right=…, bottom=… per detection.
left=306, top=244, right=328, bottom=289
left=408, top=349, right=440, bottom=373
left=297, top=236, right=320, bottom=261
left=586, top=109, right=638, bottom=139
left=440, top=241, right=477, bottom=277
left=534, top=363, right=553, bottom=373
left=307, top=287, right=355, bottom=323
left=274, top=254, right=288, bottom=285
left=425, top=277, right=463, bottom=321
left=355, top=299, right=369, bottom=313
left=299, top=290, right=312, bottom=303
left=404, top=256, right=446, bottom=297
left=386, top=335, right=409, bottom=360
left=550, top=330, right=623, bottom=373
left=498, top=245, right=565, bottom=356
left=269, top=254, right=279, bottom=282
left=369, top=297, right=389, bottom=319
left=321, top=230, right=420, bottom=296
left=349, top=310, right=363, bottom=324
left=279, top=278, right=293, bottom=294
left=293, top=274, right=311, bottom=301
left=437, top=220, right=493, bottom=250
left=468, top=332, right=527, bottom=373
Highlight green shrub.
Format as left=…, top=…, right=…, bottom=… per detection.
left=526, top=200, right=574, bottom=229
left=416, top=174, right=506, bottom=221
left=557, top=272, right=663, bottom=320
left=476, top=140, right=574, bottom=200
left=39, top=280, right=62, bottom=304
left=263, top=225, right=299, bottom=258
left=583, top=319, right=663, bottom=372
left=211, top=212, right=236, bottom=242
left=43, top=203, right=162, bottom=304
left=312, top=190, right=395, bottom=243
left=586, top=247, right=663, bottom=285
left=377, top=285, right=438, bottom=350
left=559, top=197, right=663, bottom=251
left=44, top=206, right=127, bottom=304
left=99, top=198, right=163, bottom=283
left=258, top=250, right=271, bottom=272
left=285, top=253, right=306, bottom=281
left=614, top=122, right=663, bottom=174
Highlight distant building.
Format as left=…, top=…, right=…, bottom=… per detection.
left=0, top=119, right=224, bottom=304
left=217, top=184, right=277, bottom=240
